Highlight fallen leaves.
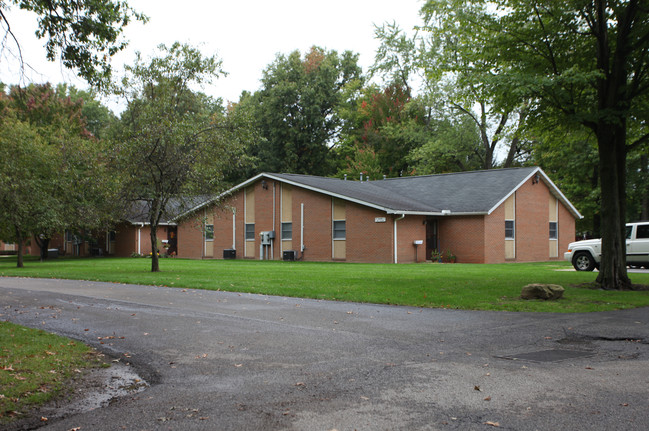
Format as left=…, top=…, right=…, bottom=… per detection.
left=484, top=421, right=500, bottom=427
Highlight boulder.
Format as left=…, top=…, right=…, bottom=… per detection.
left=521, top=284, right=565, bottom=300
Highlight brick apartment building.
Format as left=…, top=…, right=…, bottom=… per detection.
left=171, top=167, right=581, bottom=264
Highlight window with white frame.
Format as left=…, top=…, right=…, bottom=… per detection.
left=245, top=223, right=255, bottom=241
left=281, top=222, right=292, bottom=240
left=505, top=220, right=515, bottom=240
left=549, top=222, right=558, bottom=240
left=205, top=224, right=214, bottom=241
left=333, top=220, right=346, bottom=240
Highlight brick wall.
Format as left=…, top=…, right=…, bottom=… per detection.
left=483, top=204, right=505, bottom=263
left=347, top=203, right=394, bottom=263
left=513, top=179, right=549, bottom=261
left=395, top=215, right=427, bottom=263
left=177, top=213, right=205, bottom=259
left=439, top=215, right=486, bottom=263
left=557, top=194, right=576, bottom=257
left=480, top=178, right=576, bottom=263
left=294, top=185, right=333, bottom=261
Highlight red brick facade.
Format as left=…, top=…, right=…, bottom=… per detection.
left=172, top=174, right=576, bottom=264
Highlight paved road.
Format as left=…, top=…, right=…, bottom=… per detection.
left=2, top=277, right=649, bottom=430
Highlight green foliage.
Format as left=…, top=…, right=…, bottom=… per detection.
left=113, top=42, right=256, bottom=271
left=373, top=12, right=531, bottom=169
left=528, top=122, right=601, bottom=236
left=0, top=114, right=58, bottom=255
left=408, top=111, right=484, bottom=174
left=250, top=46, right=363, bottom=176
left=0, top=321, right=100, bottom=424
left=0, top=83, right=121, bottom=266
left=2, top=0, right=146, bottom=88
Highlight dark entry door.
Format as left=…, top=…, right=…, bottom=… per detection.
left=167, top=226, right=178, bottom=256
left=425, top=217, right=438, bottom=261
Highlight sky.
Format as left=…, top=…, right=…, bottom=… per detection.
left=1, top=0, right=424, bottom=111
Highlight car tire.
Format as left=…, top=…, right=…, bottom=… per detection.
left=573, top=252, right=596, bottom=271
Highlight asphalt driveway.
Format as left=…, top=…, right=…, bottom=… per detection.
left=2, top=277, right=649, bottom=430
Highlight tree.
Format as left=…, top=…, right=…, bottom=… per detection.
left=421, top=0, right=649, bottom=289
left=250, top=46, right=363, bottom=176
left=336, top=83, right=428, bottom=178
left=408, top=112, right=485, bottom=174
left=1, top=0, right=146, bottom=87
left=114, top=42, right=255, bottom=272
left=0, top=83, right=117, bottom=266
left=373, top=21, right=531, bottom=170
left=0, top=114, right=57, bottom=267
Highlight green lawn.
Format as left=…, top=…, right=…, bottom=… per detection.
left=2, top=256, right=649, bottom=312
left=0, top=321, right=105, bottom=424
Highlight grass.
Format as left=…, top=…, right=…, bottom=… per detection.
left=0, top=321, right=105, bottom=424
left=2, top=255, right=649, bottom=313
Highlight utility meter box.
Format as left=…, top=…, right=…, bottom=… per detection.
left=260, top=231, right=272, bottom=245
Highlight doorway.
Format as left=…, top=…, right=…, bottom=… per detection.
left=167, top=226, right=178, bottom=256
left=426, top=217, right=438, bottom=261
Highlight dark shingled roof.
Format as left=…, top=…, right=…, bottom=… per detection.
left=177, top=167, right=581, bottom=220
left=270, top=167, right=543, bottom=214
left=126, top=196, right=213, bottom=224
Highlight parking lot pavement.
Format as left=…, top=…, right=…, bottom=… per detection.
left=2, top=277, right=649, bottom=430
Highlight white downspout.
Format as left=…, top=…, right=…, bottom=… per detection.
left=300, top=203, right=305, bottom=252
left=272, top=182, right=276, bottom=260
left=232, top=208, right=236, bottom=250
left=137, top=223, right=143, bottom=255
left=394, top=214, right=405, bottom=263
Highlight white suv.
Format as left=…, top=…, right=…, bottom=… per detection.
left=564, top=222, right=649, bottom=271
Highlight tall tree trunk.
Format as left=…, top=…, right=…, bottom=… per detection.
left=150, top=225, right=160, bottom=272
left=595, top=125, right=631, bottom=289
left=149, top=197, right=162, bottom=273
left=35, top=236, right=50, bottom=262
left=15, top=226, right=24, bottom=268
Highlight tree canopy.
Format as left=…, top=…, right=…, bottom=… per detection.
left=0, top=0, right=146, bottom=87
left=248, top=46, right=363, bottom=177
left=0, top=83, right=120, bottom=266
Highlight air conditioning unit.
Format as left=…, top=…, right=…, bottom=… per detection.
left=283, top=250, right=296, bottom=261
left=223, top=249, right=236, bottom=259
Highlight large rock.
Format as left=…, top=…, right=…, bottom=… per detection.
left=521, top=284, right=565, bottom=300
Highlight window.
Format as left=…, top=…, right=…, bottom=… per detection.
left=333, top=220, right=346, bottom=240
left=549, top=222, right=558, bottom=240
left=205, top=224, right=214, bottom=241
left=281, top=222, right=292, bottom=240
left=505, top=220, right=515, bottom=240
left=245, top=223, right=255, bottom=241
left=637, top=224, right=649, bottom=239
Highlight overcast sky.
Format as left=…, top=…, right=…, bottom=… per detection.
left=1, top=0, right=423, bottom=110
